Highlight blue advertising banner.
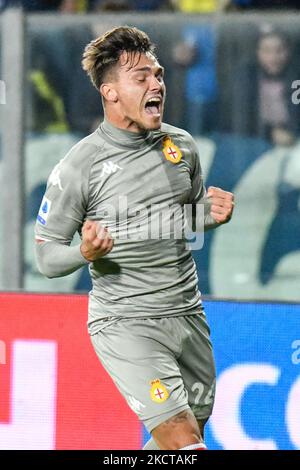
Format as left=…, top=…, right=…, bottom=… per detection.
left=143, top=299, right=300, bottom=450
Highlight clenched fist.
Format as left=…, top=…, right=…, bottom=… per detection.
left=80, top=220, right=114, bottom=262
left=207, top=186, right=234, bottom=225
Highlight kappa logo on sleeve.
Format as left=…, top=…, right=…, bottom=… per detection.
left=150, top=379, right=169, bottom=403
left=37, top=197, right=52, bottom=226
left=49, top=162, right=63, bottom=191
left=100, top=161, right=122, bottom=178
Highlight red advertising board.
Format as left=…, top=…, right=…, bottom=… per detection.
left=0, top=293, right=141, bottom=449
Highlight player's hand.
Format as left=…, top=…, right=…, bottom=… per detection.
left=80, top=220, right=114, bottom=262
left=207, top=186, right=235, bottom=225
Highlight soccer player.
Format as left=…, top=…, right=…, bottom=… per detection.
left=35, top=26, right=234, bottom=450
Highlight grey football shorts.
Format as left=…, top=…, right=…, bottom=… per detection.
left=90, top=312, right=216, bottom=433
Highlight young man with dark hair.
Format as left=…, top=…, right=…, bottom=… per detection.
left=35, top=26, right=234, bottom=450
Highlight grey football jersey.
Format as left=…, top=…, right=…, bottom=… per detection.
left=35, top=119, right=206, bottom=334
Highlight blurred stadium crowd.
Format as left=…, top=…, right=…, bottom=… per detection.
left=2, top=2, right=300, bottom=140
left=24, top=20, right=300, bottom=141
left=1, top=0, right=300, bottom=14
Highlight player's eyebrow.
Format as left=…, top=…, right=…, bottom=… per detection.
left=132, top=66, right=164, bottom=75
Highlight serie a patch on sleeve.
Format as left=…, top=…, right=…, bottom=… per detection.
left=37, top=196, right=52, bottom=226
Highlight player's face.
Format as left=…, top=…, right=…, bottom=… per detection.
left=257, top=36, right=290, bottom=76
left=113, top=51, right=166, bottom=132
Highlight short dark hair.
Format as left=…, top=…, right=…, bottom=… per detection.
left=82, top=26, right=156, bottom=90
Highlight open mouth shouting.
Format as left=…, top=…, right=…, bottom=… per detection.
left=144, top=96, right=163, bottom=117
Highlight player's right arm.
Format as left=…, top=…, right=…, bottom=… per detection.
left=34, top=148, right=113, bottom=278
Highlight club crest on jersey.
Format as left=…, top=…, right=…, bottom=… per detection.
left=162, top=136, right=182, bottom=164
left=150, top=379, right=169, bottom=403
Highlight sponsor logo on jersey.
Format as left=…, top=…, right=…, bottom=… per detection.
left=49, top=163, right=63, bottom=191
left=100, top=161, right=122, bottom=178
left=150, top=379, right=169, bottom=403
left=37, top=196, right=52, bottom=226
left=127, top=396, right=146, bottom=415
left=162, top=136, right=182, bottom=164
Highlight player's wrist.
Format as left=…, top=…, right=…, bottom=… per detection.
left=80, top=242, right=94, bottom=262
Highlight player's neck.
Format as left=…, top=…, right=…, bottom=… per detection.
left=101, top=117, right=153, bottom=149
left=104, top=113, right=147, bottom=134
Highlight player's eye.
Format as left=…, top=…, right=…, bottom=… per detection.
left=135, top=75, right=146, bottom=82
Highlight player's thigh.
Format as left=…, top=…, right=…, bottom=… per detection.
left=178, top=313, right=216, bottom=422
left=90, top=317, right=191, bottom=433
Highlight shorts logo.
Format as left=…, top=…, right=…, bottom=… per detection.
left=162, top=136, right=182, bottom=164
left=37, top=196, right=51, bottom=226
left=150, top=379, right=169, bottom=403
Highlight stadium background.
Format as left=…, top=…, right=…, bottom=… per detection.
left=0, top=3, right=300, bottom=450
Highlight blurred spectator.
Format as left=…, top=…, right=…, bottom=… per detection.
left=94, top=0, right=130, bottom=10
left=130, top=0, right=175, bottom=10
left=0, top=0, right=96, bottom=11
left=2, top=0, right=62, bottom=10
left=59, top=0, right=88, bottom=13
left=172, top=25, right=218, bottom=136
left=174, top=0, right=230, bottom=12
left=94, top=0, right=174, bottom=10
left=232, top=28, right=300, bottom=146
left=232, top=0, right=300, bottom=9
left=28, top=25, right=101, bottom=135
left=63, top=26, right=102, bottom=133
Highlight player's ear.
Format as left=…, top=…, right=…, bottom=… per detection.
left=100, top=83, right=118, bottom=103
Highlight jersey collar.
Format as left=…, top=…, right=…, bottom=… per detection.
left=99, top=118, right=154, bottom=149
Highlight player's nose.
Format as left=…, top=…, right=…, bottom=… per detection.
left=149, top=74, right=164, bottom=93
